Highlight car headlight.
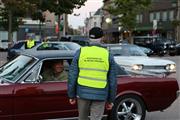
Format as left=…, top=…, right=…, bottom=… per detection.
left=163, top=45, right=167, bottom=48
left=165, top=64, right=176, bottom=71
left=132, top=64, right=143, bottom=71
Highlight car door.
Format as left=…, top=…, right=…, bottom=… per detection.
left=13, top=62, right=77, bottom=120
left=0, top=84, right=14, bottom=120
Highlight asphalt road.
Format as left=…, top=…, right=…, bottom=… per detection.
left=0, top=52, right=179, bottom=120
left=145, top=56, right=180, bottom=120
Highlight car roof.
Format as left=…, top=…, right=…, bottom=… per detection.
left=23, top=50, right=76, bottom=60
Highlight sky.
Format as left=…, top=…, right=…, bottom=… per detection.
left=68, top=0, right=103, bottom=29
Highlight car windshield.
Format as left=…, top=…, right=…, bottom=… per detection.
left=109, top=45, right=147, bottom=56
left=71, top=35, right=89, bottom=41
left=63, top=42, right=81, bottom=50
left=0, top=55, right=37, bottom=82
left=37, top=42, right=69, bottom=50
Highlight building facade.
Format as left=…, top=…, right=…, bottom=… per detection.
left=135, top=0, right=177, bottom=39
left=84, top=9, right=103, bottom=36
left=102, top=0, right=178, bottom=43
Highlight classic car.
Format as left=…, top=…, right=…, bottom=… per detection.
left=102, top=44, right=176, bottom=77
left=0, top=50, right=179, bottom=120
left=7, top=41, right=81, bottom=60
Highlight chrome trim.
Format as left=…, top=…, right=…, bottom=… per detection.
left=177, top=91, right=180, bottom=98
left=45, top=115, right=108, bottom=120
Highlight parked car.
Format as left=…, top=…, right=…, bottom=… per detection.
left=7, top=40, right=41, bottom=60
left=102, top=44, right=176, bottom=76
left=133, top=36, right=176, bottom=56
left=138, top=46, right=154, bottom=56
left=163, top=38, right=176, bottom=56
left=7, top=41, right=81, bottom=60
left=176, top=43, right=180, bottom=55
left=0, top=39, right=9, bottom=51
left=0, top=50, right=179, bottom=120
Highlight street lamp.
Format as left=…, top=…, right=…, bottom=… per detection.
left=105, top=18, right=112, bottom=23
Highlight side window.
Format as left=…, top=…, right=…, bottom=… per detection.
left=40, top=59, right=70, bottom=82
left=22, top=63, right=42, bottom=83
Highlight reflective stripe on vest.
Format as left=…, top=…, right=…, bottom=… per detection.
left=78, top=46, right=109, bottom=88
left=27, top=40, right=35, bottom=48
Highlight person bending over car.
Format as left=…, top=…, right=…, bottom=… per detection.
left=42, top=60, right=68, bottom=81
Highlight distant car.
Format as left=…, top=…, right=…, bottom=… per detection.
left=176, top=43, right=180, bottom=55
left=0, top=51, right=179, bottom=120
left=138, top=46, right=154, bottom=56
left=7, top=40, right=41, bottom=60
left=0, top=39, right=9, bottom=51
left=61, top=35, right=91, bottom=46
left=7, top=41, right=81, bottom=60
left=133, top=36, right=176, bottom=56
left=163, top=38, right=176, bottom=56
left=102, top=44, right=176, bottom=76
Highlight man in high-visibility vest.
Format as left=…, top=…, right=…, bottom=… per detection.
left=68, top=27, right=117, bottom=120
left=26, top=35, right=36, bottom=49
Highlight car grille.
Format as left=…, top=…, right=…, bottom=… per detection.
left=143, top=66, right=165, bottom=70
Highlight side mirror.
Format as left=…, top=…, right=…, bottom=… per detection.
left=37, top=75, right=43, bottom=83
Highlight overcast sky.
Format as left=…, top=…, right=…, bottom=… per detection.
left=68, top=0, right=103, bottom=29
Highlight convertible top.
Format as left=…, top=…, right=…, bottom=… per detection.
left=22, top=50, right=76, bottom=60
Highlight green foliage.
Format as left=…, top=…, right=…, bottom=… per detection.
left=0, top=7, right=21, bottom=31
left=107, top=0, right=151, bottom=30
left=41, top=0, right=87, bottom=15
left=0, top=0, right=36, bottom=31
left=172, top=20, right=180, bottom=27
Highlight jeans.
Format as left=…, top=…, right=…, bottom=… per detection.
left=77, top=98, right=105, bottom=120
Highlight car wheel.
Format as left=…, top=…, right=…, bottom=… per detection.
left=109, top=95, right=146, bottom=120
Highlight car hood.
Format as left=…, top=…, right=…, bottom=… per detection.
left=114, top=56, right=175, bottom=66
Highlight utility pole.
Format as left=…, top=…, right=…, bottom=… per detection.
left=63, top=14, right=68, bottom=36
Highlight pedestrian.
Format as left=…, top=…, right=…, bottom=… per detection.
left=42, top=36, right=49, bottom=48
left=26, top=35, right=36, bottom=49
left=68, top=27, right=117, bottom=120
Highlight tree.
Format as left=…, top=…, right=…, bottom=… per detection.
left=40, top=0, right=87, bottom=39
left=106, top=0, right=151, bottom=43
left=0, top=0, right=37, bottom=46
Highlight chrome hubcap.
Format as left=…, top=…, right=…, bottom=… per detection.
left=116, top=98, right=142, bottom=120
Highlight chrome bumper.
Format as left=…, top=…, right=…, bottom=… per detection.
left=177, top=91, right=180, bottom=98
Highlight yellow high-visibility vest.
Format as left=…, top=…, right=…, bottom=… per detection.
left=27, top=40, right=35, bottom=48
left=42, top=42, right=48, bottom=48
left=78, top=46, right=109, bottom=88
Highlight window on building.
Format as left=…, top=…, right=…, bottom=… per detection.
left=94, top=22, right=97, bottom=27
left=162, top=11, right=168, bottom=21
left=150, top=12, right=154, bottom=22
left=136, top=14, right=143, bottom=23
left=169, top=10, right=174, bottom=21
left=155, top=12, right=160, bottom=21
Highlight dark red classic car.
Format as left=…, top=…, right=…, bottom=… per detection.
left=0, top=50, right=179, bottom=120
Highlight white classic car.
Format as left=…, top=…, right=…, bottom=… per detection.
left=102, top=44, right=176, bottom=76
